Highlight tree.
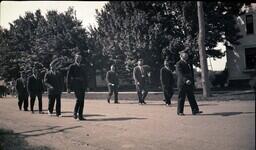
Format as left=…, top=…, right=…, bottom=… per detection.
left=197, top=1, right=210, bottom=97
left=32, top=7, right=89, bottom=68
left=92, top=1, right=246, bottom=87
left=94, top=1, right=172, bottom=84
left=0, top=27, right=18, bottom=80
left=0, top=7, right=90, bottom=81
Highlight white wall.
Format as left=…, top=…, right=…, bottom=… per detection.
left=227, top=4, right=256, bottom=80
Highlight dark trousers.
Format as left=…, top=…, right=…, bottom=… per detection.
left=107, top=85, right=118, bottom=102
left=48, top=94, right=61, bottom=115
left=74, top=91, right=85, bottom=118
left=163, top=88, right=174, bottom=105
left=30, top=93, right=42, bottom=112
left=177, top=85, right=199, bottom=114
left=136, top=83, right=148, bottom=103
left=18, top=94, right=28, bottom=110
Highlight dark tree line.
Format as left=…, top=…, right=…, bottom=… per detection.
left=91, top=1, right=246, bottom=86
left=0, top=7, right=95, bottom=81
left=0, top=2, right=248, bottom=87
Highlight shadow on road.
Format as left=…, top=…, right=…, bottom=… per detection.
left=34, top=109, right=48, bottom=112
left=17, top=126, right=62, bottom=134
left=118, top=102, right=141, bottom=105
left=117, top=102, right=219, bottom=107
left=0, top=128, right=53, bottom=150
left=86, top=117, right=147, bottom=121
left=60, top=111, right=73, bottom=114
left=16, top=125, right=81, bottom=137
left=200, top=111, right=255, bottom=117
left=196, top=103, right=219, bottom=107
left=62, top=114, right=106, bottom=118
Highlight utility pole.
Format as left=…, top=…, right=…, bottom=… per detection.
left=197, top=1, right=211, bottom=97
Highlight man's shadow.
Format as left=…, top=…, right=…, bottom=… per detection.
left=85, top=117, right=147, bottom=121
left=15, top=125, right=82, bottom=137
left=199, top=111, right=254, bottom=117
left=61, top=113, right=106, bottom=118
left=62, top=113, right=147, bottom=121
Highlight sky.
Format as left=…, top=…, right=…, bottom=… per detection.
left=0, top=1, right=107, bottom=29
left=0, top=1, right=226, bottom=71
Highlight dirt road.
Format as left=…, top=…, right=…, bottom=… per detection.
left=0, top=96, right=255, bottom=150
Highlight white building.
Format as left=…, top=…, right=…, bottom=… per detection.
left=226, top=3, right=256, bottom=87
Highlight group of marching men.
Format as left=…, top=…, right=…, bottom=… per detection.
left=15, top=49, right=203, bottom=121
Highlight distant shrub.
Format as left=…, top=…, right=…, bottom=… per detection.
left=209, top=68, right=229, bottom=88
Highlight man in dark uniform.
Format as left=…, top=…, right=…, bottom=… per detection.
left=16, top=71, right=29, bottom=111
left=160, top=60, right=174, bottom=106
left=27, top=66, right=44, bottom=114
left=67, top=53, right=88, bottom=120
left=176, top=50, right=203, bottom=116
left=106, top=64, right=119, bottom=104
left=44, top=59, right=64, bottom=117
left=133, top=59, right=148, bottom=105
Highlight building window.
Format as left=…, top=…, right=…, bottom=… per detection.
left=245, top=47, right=256, bottom=70
left=246, top=15, right=254, bottom=34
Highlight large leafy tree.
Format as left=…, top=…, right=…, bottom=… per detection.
left=0, top=27, right=18, bottom=80
left=0, top=7, right=89, bottom=80
left=33, top=8, right=89, bottom=68
left=95, top=1, right=173, bottom=84
left=93, top=1, right=245, bottom=85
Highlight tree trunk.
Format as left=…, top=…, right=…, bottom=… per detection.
left=197, top=1, right=211, bottom=97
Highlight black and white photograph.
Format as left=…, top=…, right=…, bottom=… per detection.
left=0, top=1, right=255, bottom=150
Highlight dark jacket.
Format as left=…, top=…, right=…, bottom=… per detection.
left=16, top=77, right=28, bottom=95
left=133, top=66, right=147, bottom=85
left=160, top=67, right=174, bottom=89
left=106, top=71, right=119, bottom=86
left=175, top=60, right=194, bottom=88
left=44, top=70, right=64, bottom=95
left=67, top=63, right=88, bottom=91
left=27, top=75, right=44, bottom=95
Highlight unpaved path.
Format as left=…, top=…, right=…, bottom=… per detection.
left=0, top=96, right=255, bottom=150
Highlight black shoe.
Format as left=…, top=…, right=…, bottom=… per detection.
left=192, top=110, right=203, bottom=115
left=73, top=114, right=78, bottom=119
left=142, top=101, right=146, bottom=104
left=107, top=99, right=110, bottom=103
left=114, top=101, right=119, bottom=104
left=24, top=109, right=28, bottom=111
left=166, top=103, right=171, bottom=106
left=39, top=111, right=44, bottom=114
left=177, top=113, right=185, bottom=116
left=78, top=117, right=86, bottom=121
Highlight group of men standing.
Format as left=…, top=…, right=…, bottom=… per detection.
left=15, top=53, right=88, bottom=120
left=106, top=50, right=203, bottom=116
left=15, top=49, right=202, bottom=120
left=16, top=67, right=44, bottom=113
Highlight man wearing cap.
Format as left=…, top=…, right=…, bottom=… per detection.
left=44, top=59, right=64, bottom=117
left=176, top=50, right=203, bottom=116
left=106, top=64, right=119, bottom=104
left=16, top=71, right=29, bottom=111
left=67, top=53, right=88, bottom=120
left=27, top=66, right=44, bottom=114
left=160, top=60, right=175, bottom=106
left=133, top=59, right=148, bottom=104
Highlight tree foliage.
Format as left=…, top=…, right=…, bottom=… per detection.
left=0, top=7, right=90, bottom=80
left=92, top=1, right=246, bottom=84
left=0, top=2, right=247, bottom=86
